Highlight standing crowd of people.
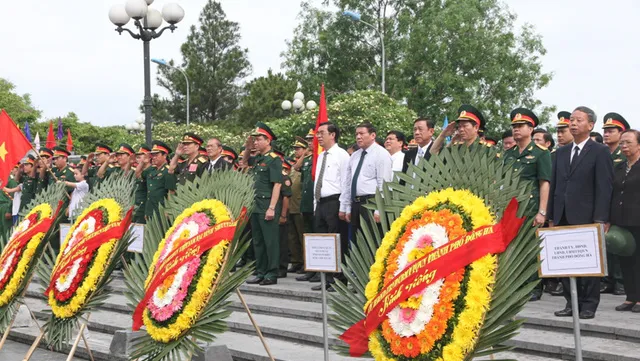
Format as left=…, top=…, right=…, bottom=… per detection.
left=2, top=104, right=639, bottom=319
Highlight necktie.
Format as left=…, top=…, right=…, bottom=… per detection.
left=315, top=151, right=328, bottom=201
left=570, top=146, right=580, bottom=170
left=416, top=147, right=424, bottom=165
left=351, top=150, right=367, bottom=200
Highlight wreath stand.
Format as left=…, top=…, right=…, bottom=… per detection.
left=21, top=312, right=95, bottom=361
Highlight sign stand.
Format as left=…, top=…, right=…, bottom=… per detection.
left=537, top=223, right=606, bottom=361
left=303, top=233, right=341, bottom=361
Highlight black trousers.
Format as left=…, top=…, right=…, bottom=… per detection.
left=559, top=213, right=600, bottom=313
left=619, top=226, right=640, bottom=303
left=315, top=196, right=348, bottom=283
left=351, top=195, right=375, bottom=244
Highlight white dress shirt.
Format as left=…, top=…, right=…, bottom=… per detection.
left=314, top=143, right=351, bottom=212
left=390, top=151, right=405, bottom=172
left=571, top=138, right=589, bottom=163
left=209, top=156, right=221, bottom=170
left=69, top=180, right=89, bottom=219
left=341, top=142, right=393, bottom=213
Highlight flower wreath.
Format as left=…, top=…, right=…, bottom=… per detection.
left=365, top=188, right=497, bottom=361
left=47, top=199, right=123, bottom=318
left=0, top=204, right=53, bottom=307
left=140, top=199, right=233, bottom=343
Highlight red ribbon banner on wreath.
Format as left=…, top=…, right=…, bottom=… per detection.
left=45, top=208, right=134, bottom=295
left=339, top=198, right=525, bottom=357
left=131, top=207, right=248, bottom=330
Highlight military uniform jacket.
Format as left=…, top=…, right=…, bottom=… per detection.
left=105, top=164, right=122, bottom=179
left=249, top=152, right=283, bottom=214
left=145, top=164, right=176, bottom=218
left=288, top=170, right=302, bottom=214
left=177, top=156, right=208, bottom=185
left=134, top=166, right=152, bottom=222
left=503, top=141, right=552, bottom=216
left=36, top=170, right=53, bottom=193
left=87, top=164, right=100, bottom=190
left=281, top=174, right=293, bottom=201
left=611, top=146, right=627, bottom=166
left=20, top=175, right=37, bottom=211
left=54, top=166, right=76, bottom=195
left=300, top=155, right=314, bottom=214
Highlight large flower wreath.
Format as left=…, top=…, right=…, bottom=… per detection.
left=331, top=146, right=540, bottom=361
left=0, top=204, right=54, bottom=307
left=136, top=199, right=234, bottom=343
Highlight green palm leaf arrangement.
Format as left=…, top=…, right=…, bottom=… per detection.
left=0, top=183, right=66, bottom=333
left=35, top=174, right=136, bottom=349
left=329, top=145, right=539, bottom=361
left=124, top=170, right=255, bottom=361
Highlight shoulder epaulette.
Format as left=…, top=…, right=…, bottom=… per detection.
left=198, top=156, right=208, bottom=163
left=486, top=143, right=493, bottom=148
left=269, top=152, right=279, bottom=158
left=536, top=143, right=548, bottom=151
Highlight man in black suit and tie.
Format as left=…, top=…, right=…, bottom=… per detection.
left=547, top=106, right=614, bottom=319
left=402, top=118, right=436, bottom=173
left=206, top=137, right=231, bottom=172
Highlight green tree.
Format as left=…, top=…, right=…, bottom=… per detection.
left=153, top=0, right=252, bottom=124
left=282, top=0, right=554, bottom=134
left=0, top=78, right=41, bottom=123
left=232, top=70, right=298, bottom=128
left=267, top=90, right=416, bottom=154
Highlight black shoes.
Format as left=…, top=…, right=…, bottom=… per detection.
left=246, top=277, right=263, bottom=284
left=259, top=278, right=277, bottom=286
left=287, top=264, right=303, bottom=273
left=529, top=293, right=541, bottom=302
left=311, top=283, right=335, bottom=292
left=296, top=273, right=315, bottom=281
left=554, top=308, right=573, bottom=317
left=615, top=302, right=636, bottom=312
left=550, top=283, right=564, bottom=296
left=277, top=269, right=288, bottom=278
left=308, top=274, right=321, bottom=283
left=633, top=304, right=640, bottom=313
left=600, top=281, right=614, bottom=294
left=579, top=310, right=595, bottom=319
left=613, top=283, right=626, bottom=296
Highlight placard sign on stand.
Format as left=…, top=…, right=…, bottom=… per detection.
left=537, top=223, right=606, bottom=361
left=60, top=224, right=145, bottom=253
left=304, top=233, right=341, bottom=361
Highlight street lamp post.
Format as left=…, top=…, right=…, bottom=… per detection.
left=109, top=0, right=185, bottom=146
left=281, top=92, right=317, bottom=113
left=151, top=58, right=190, bottom=127
left=343, top=10, right=386, bottom=94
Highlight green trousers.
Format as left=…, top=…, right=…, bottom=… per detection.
left=250, top=213, right=279, bottom=280
left=287, top=213, right=304, bottom=266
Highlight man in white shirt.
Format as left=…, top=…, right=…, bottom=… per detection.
left=402, top=118, right=435, bottom=173
left=341, top=122, right=393, bottom=237
left=64, top=168, right=90, bottom=220
left=384, top=130, right=406, bottom=173
left=206, top=137, right=231, bottom=172
left=311, top=122, right=351, bottom=291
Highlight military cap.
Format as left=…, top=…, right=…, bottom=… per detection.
left=251, top=122, right=277, bottom=141
left=94, top=143, right=113, bottom=154
left=221, top=145, right=238, bottom=160
left=478, top=127, right=486, bottom=137
left=602, top=112, right=630, bottom=131
left=456, top=104, right=486, bottom=129
left=150, top=140, right=172, bottom=154
left=115, top=143, right=135, bottom=156
left=24, top=154, right=37, bottom=165
left=293, top=136, right=309, bottom=149
left=180, top=132, right=204, bottom=145
left=39, top=148, right=53, bottom=158
left=273, top=149, right=285, bottom=160
left=79, top=156, right=87, bottom=166
left=484, top=137, right=498, bottom=146
left=52, top=146, right=71, bottom=158
left=282, top=158, right=292, bottom=170
left=510, top=108, right=539, bottom=127
left=305, top=128, right=316, bottom=140
left=136, top=144, right=151, bottom=155
left=556, top=111, right=571, bottom=128
left=198, top=146, right=208, bottom=156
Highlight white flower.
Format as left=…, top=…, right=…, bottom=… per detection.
left=65, top=217, right=97, bottom=255
left=0, top=251, right=17, bottom=282
left=152, top=263, right=189, bottom=308
left=160, top=221, right=199, bottom=263
left=9, top=219, right=31, bottom=240
left=55, top=258, right=83, bottom=292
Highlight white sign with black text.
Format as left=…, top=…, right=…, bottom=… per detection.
left=537, top=224, right=607, bottom=278
left=304, top=233, right=341, bottom=273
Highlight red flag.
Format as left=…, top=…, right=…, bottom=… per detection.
left=66, top=129, right=73, bottom=152
left=0, top=110, right=33, bottom=187
left=46, top=121, right=56, bottom=149
left=311, top=84, right=328, bottom=181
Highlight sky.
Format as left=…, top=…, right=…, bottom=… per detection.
left=1, top=0, right=639, bottom=130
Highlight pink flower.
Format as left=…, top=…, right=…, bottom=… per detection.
left=148, top=257, right=202, bottom=321
left=399, top=308, right=418, bottom=323
left=416, top=234, right=433, bottom=249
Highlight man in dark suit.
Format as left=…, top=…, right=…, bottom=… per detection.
left=206, top=137, right=232, bottom=172
left=548, top=106, right=614, bottom=319
left=402, top=118, right=435, bottom=173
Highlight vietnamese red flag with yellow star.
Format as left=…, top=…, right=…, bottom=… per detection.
left=0, top=109, right=33, bottom=187
left=311, top=84, right=327, bottom=181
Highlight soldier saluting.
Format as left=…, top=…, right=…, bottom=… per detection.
left=146, top=141, right=177, bottom=221
left=431, top=104, right=491, bottom=155
left=169, top=132, right=208, bottom=185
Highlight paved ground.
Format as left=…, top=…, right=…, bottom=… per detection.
left=0, top=339, right=82, bottom=361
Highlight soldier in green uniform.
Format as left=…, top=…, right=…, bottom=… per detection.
left=51, top=147, right=76, bottom=222
left=169, top=133, right=209, bottom=186
left=83, top=143, right=112, bottom=190
left=221, top=145, right=238, bottom=166
left=134, top=145, right=152, bottom=224
left=243, top=122, right=283, bottom=286
left=146, top=141, right=177, bottom=221
left=35, top=148, right=54, bottom=193
left=502, top=108, right=552, bottom=301
left=294, top=135, right=319, bottom=281
left=275, top=153, right=293, bottom=278
left=4, top=155, right=38, bottom=213
left=288, top=137, right=310, bottom=274
left=0, top=181, right=12, bottom=236
left=600, top=112, right=631, bottom=295
left=431, top=105, right=492, bottom=155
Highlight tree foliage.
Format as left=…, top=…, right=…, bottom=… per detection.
left=282, top=0, right=554, bottom=134
left=152, top=0, right=252, bottom=124
left=0, top=78, right=41, bottom=123
left=233, top=70, right=298, bottom=128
